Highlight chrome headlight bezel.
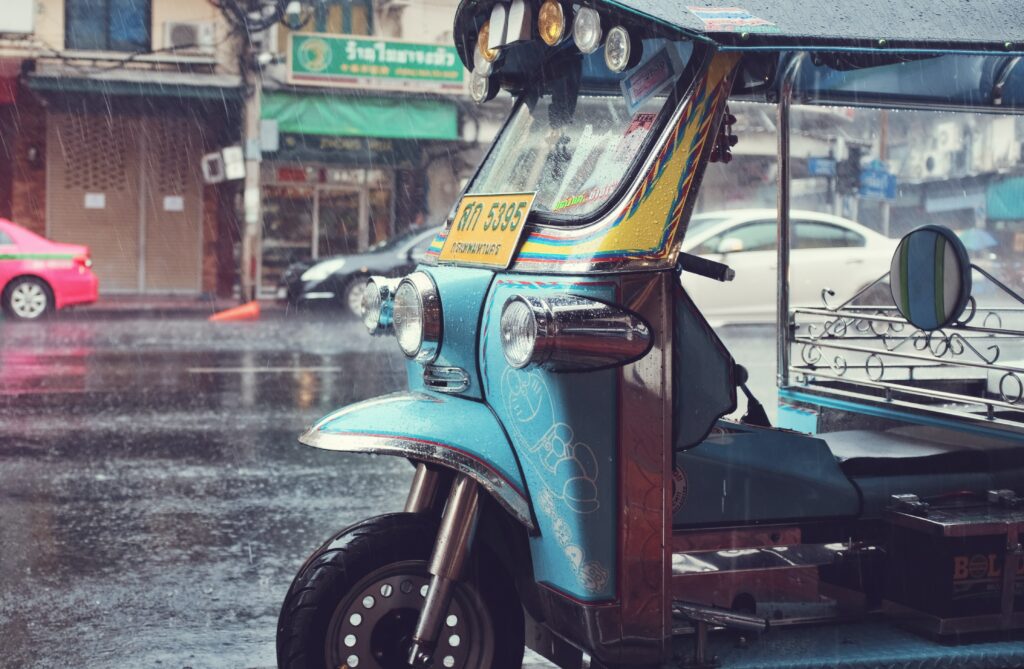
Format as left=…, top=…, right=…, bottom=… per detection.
left=499, top=293, right=651, bottom=372
left=361, top=276, right=400, bottom=335
left=393, top=271, right=442, bottom=363
left=500, top=295, right=550, bottom=369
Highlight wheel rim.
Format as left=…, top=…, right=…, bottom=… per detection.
left=10, top=282, right=47, bottom=319
left=345, top=280, right=365, bottom=317
left=324, top=560, right=492, bottom=669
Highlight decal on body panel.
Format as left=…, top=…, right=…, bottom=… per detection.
left=503, top=367, right=608, bottom=593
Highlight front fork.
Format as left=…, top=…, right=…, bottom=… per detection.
left=405, top=464, right=482, bottom=667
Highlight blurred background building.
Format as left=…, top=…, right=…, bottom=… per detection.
left=3, top=1, right=1022, bottom=300
left=0, top=0, right=505, bottom=299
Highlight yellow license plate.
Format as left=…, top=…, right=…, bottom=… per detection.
left=438, top=192, right=536, bottom=269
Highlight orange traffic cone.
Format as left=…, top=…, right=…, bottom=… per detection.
left=209, top=300, right=261, bottom=322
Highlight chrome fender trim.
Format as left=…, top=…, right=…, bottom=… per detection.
left=300, top=392, right=534, bottom=530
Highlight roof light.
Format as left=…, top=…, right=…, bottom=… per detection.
left=538, top=0, right=568, bottom=46
left=469, top=71, right=498, bottom=103
left=573, top=7, right=603, bottom=54
left=605, top=25, right=641, bottom=72
left=473, top=40, right=493, bottom=75
left=478, top=21, right=499, bottom=62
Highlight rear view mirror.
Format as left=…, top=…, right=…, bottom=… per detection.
left=717, top=237, right=744, bottom=254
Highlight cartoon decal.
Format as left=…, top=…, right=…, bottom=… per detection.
left=502, top=367, right=608, bottom=593
left=672, top=465, right=688, bottom=513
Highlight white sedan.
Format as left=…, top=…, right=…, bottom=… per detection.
left=681, top=209, right=897, bottom=325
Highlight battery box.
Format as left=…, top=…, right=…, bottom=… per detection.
left=883, top=492, right=1024, bottom=637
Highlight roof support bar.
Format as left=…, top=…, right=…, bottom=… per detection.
left=994, top=56, right=1023, bottom=106
left=776, top=53, right=805, bottom=389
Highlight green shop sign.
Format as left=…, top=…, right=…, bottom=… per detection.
left=289, top=33, right=466, bottom=93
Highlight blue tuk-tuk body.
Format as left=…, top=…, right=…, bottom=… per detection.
left=279, top=3, right=1024, bottom=668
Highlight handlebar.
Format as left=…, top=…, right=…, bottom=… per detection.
left=678, top=252, right=735, bottom=282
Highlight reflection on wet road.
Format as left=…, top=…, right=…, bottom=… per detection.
left=0, top=315, right=413, bottom=668
left=0, top=314, right=776, bottom=668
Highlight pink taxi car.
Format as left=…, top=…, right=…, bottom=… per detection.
left=0, top=219, right=98, bottom=320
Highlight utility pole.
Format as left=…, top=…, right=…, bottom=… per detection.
left=241, top=63, right=262, bottom=303
left=879, top=109, right=891, bottom=237
left=211, top=0, right=285, bottom=302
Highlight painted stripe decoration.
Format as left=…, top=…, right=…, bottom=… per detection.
left=0, top=253, right=76, bottom=261
left=889, top=225, right=971, bottom=330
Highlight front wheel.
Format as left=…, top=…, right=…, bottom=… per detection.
left=277, top=513, right=524, bottom=669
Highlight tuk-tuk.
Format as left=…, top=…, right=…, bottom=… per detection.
left=276, top=2, right=1024, bottom=667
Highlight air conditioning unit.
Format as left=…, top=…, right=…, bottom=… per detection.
left=163, top=21, right=217, bottom=55
left=932, top=121, right=963, bottom=153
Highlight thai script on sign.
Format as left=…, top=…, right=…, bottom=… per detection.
left=290, top=33, right=465, bottom=92
left=344, top=40, right=456, bottom=69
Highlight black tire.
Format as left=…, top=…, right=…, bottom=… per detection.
left=340, top=275, right=369, bottom=319
left=277, top=513, right=524, bottom=669
left=2, top=276, right=53, bottom=321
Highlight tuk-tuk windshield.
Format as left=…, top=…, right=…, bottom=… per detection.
left=468, top=39, right=695, bottom=221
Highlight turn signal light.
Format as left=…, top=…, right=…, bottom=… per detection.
left=538, top=0, right=568, bottom=46
left=500, top=294, right=651, bottom=372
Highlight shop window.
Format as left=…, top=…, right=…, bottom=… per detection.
left=66, top=0, right=151, bottom=52
left=278, top=0, right=374, bottom=53
left=314, top=0, right=373, bottom=34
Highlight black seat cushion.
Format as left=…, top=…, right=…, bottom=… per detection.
left=827, top=425, right=1024, bottom=477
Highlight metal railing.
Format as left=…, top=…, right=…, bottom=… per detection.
left=788, top=267, right=1024, bottom=423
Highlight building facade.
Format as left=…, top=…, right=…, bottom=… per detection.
left=254, top=0, right=500, bottom=295
left=1, top=0, right=241, bottom=296
left=0, top=0, right=498, bottom=299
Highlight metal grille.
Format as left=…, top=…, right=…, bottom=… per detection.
left=55, top=114, right=130, bottom=193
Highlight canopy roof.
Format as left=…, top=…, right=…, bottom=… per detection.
left=608, top=0, right=1024, bottom=53
left=455, top=0, right=1024, bottom=62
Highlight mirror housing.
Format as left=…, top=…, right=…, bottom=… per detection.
left=717, top=237, right=744, bottom=254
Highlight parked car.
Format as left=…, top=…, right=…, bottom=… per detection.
left=279, top=226, right=442, bottom=315
left=682, top=209, right=897, bottom=324
left=0, top=219, right=98, bottom=321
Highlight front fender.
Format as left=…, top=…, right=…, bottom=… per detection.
left=300, top=392, right=534, bottom=530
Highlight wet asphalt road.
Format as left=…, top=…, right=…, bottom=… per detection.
left=0, top=311, right=775, bottom=669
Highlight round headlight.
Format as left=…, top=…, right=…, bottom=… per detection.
left=500, top=298, right=538, bottom=368
left=604, top=25, right=641, bottom=73
left=470, top=71, right=498, bottom=104
left=538, top=0, right=568, bottom=46
left=361, top=279, right=381, bottom=330
left=478, top=21, right=499, bottom=62
left=361, top=276, right=400, bottom=335
left=573, top=7, right=603, bottom=54
left=392, top=272, right=441, bottom=362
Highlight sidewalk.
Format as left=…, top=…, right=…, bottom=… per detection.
left=60, top=295, right=285, bottom=320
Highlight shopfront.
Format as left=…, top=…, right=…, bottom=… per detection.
left=258, top=33, right=465, bottom=295
left=259, top=161, right=399, bottom=293
left=24, top=67, right=240, bottom=295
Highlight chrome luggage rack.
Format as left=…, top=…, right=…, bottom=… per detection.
left=788, top=266, right=1024, bottom=430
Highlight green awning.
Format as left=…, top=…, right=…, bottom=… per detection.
left=262, top=91, right=458, bottom=141
left=988, top=176, right=1024, bottom=221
